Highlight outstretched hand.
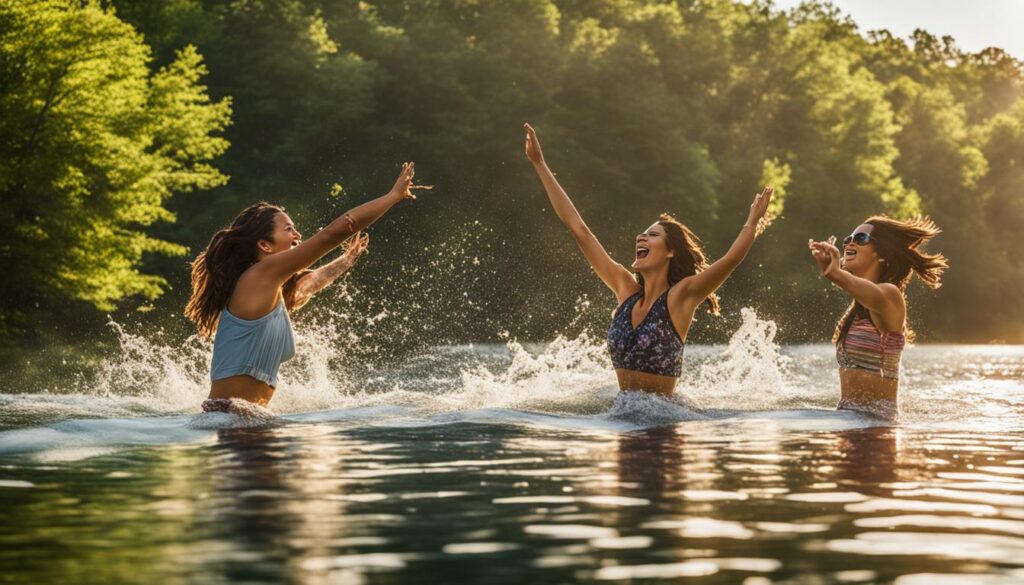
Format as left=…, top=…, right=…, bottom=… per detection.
left=341, top=232, right=369, bottom=262
left=390, top=162, right=433, bottom=200
left=524, top=123, right=545, bottom=165
left=808, top=236, right=840, bottom=277
left=747, top=186, right=774, bottom=235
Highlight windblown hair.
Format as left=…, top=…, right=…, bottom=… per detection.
left=636, top=213, right=721, bottom=315
left=185, top=203, right=307, bottom=339
left=833, top=215, right=948, bottom=345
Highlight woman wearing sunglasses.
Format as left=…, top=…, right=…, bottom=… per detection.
left=808, top=217, right=948, bottom=414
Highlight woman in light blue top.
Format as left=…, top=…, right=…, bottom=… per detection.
left=185, top=162, right=428, bottom=411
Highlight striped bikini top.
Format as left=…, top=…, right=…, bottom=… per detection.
left=836, top=318, right=905, bottom=380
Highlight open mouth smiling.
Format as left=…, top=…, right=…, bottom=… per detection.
left=636, top=246, right=649, bottom=260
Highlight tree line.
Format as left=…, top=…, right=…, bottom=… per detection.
left=2, top=0, right=1021, bottom=353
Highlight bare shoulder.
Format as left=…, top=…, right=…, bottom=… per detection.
left=229, top=265, right=282, bottom=317
left=236, top=261, right=274, bottom=288
left=614, top=280, right=642, bottom=305
left=667, top=274, right=697, bottom=301
left=664, top=279, right=703, bottom=318
left=877, top=282, right=906, bottom=306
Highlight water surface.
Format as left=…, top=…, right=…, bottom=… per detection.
left=1, top=312, right=1022, bottom=583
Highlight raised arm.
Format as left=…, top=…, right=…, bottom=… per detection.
left=808, top=238, right=905, bottom=319
left=258, top=163, right=427, bottom=285
left=290, top=232, right=369, bottom=310
left=677, top=187, right=773, bottom=303
left=524, top=123, right=637, bottom=301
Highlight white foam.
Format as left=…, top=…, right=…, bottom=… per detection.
left=0, top=414, right=218, bottom=457
left=1, top=292, right=1021, bottom=460
left=685, top=308, right=809, bottom=410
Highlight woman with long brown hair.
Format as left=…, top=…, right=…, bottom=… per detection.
left=808, top=216, right=948, bottom=414
left=523, top=123, right=773, bottom=396
left=185, top=163, right=428, bottom=412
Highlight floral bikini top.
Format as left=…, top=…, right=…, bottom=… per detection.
left=607, top=291, right=685, bottom=377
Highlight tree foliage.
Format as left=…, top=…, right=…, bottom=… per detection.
left=4, top=0, right=1023, bottom=343
left=0, top=0, right=230, bottom=337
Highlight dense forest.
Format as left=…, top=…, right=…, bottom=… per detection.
left=2, top=0, right=1022, bottom=367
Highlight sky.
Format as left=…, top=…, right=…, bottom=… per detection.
left=771, top=0, right=1024, bottom=59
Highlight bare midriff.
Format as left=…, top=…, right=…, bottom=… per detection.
left=615, top=369, right=679, bottom=396
left=838, top=368, right=898, bottom=409
left=209, top=375, right=275, bottom=406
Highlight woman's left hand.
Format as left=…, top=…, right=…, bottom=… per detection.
left=342, top=232, right=369, bottom=263
left=524, top=123, right=545, bottom=165
left=746, top=186, right=774, bottom=234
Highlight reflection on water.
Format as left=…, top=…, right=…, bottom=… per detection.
left=3, top=419, right=1023, bottom=583
left=1, top=334, right=1022, bottom=583
left=618, top=426, right=685, bottom=499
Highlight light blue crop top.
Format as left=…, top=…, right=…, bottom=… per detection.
left=210, top=301, right=295, bottom=388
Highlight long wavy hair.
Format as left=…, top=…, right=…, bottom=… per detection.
left=636, top=213, right=721, bottom=315
left=833, top=215, right=948, bottom=344
left=185, top=203, right=306, bottom=339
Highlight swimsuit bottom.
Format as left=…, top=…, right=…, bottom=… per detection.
left=201, top=398, right=233, bottom=413
left=200, top=398, right=278, bottom=426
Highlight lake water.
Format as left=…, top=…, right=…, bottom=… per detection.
left=1, top=310, right=1022, bottom=583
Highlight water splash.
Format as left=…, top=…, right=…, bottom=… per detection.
left=75, top=305, right=801, bottom=418
left=606, top=391, right=706, bottom=426
left=2, top=287, right=1017, bottom=434
left=439, top=334, right=614, bottom=414
left=684, top=307, right=811, bottom=410
left=94, top=321, right=210, bottom=410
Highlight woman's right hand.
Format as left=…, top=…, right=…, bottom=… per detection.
left=808, top=236, right=839, bottom=277
left=389, top=162, right=432, bottom=200
left=524, top=123, right=545, bottom=165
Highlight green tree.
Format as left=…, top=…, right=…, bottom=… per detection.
left=0, top=0, right=230, bottom=337
left=76, top=0, right=1024, bottom=345
left=974, top=98, right=1024, bottom=341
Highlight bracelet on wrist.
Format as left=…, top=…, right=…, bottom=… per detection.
left=343, top=213, right=361, bottom=232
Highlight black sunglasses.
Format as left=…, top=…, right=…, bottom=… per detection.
left=842, top=232, right=872, bottom=246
